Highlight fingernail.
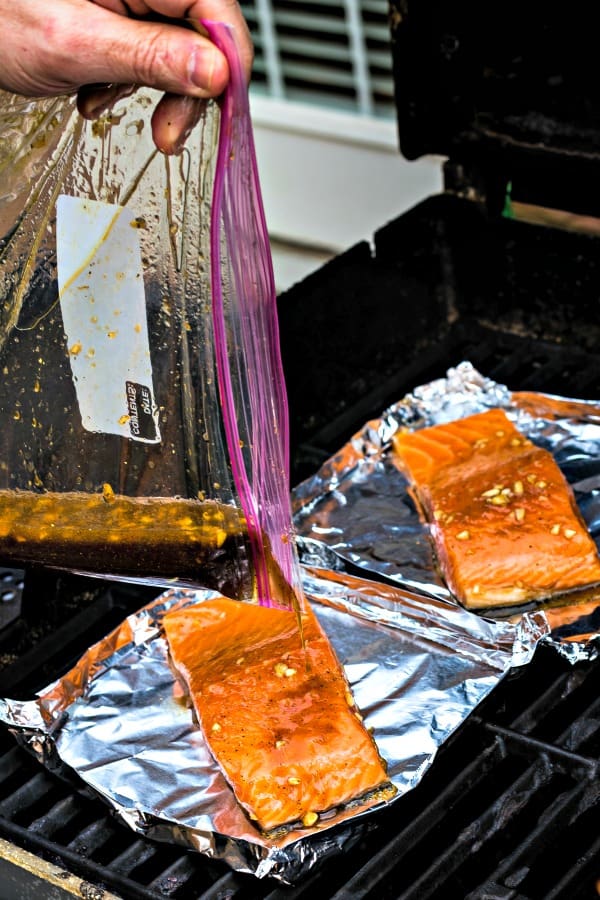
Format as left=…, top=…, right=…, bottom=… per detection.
left=79, top=84, right=135, bottom=120
left=187, top=47, right=217, bottom=93
left=171, top=126, right=194, bottom=155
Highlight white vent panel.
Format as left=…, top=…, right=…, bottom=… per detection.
left=241, top=0, right=396, bottom=117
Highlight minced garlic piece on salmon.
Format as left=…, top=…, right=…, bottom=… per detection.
left=163, top=597, right=390, bottom=831
left=392, top=408, right=600, bottom=609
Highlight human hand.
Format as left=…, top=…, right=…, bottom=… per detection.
left=0, top=0, right=253, bottom=153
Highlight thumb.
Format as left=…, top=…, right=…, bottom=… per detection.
left=46, top=6, right=230, bottom=98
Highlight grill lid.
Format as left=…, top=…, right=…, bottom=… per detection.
left=390, top=0, right=600, bottom=216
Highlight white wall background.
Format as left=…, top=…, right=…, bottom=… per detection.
left=250, top=96, right=444, bottom=292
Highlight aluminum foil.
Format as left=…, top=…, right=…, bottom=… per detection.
left=293, top=361, right=600, bottom=662
left=0, top=569, right=545, bottom=883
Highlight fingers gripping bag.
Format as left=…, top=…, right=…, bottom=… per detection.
left=0, top=27, right=301, bottom=609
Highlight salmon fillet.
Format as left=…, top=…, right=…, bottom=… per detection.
left=163, top=598, right=390, bottom=831
left=392, top=408, right=600, bottom=609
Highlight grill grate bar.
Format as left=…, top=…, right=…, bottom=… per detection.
left=27, top=794, right=84, bottom=835
left=480, top=347, right=532, bottom=384
left=569, top=360, right=600, bottom=393
left=554, top=695, right=600, bottom=758
left=0, top=771, right=57, bottom=819
left=107, top=838, right=159, bottom=877
left=543, top=830, right=600, bottom=900
left=197, top=871, right=250, bottom=898
left=146, top=855, right=200, bottom=896
left=488, top=658, right=600, bottom=758
left=454, top=327, right=600, bottom=400
left=0, top=745, right=29, bottom=782
left=475, top=719, right=599, bottom=775
left=66, top=815, right=119, bottom=855
left=262, top=859, right=354, bottom=900
left=515, top=356, right=574, bottom=391
left=501, top=671, right=574, bottom=734
left=483, top=778, right=594, bottom=888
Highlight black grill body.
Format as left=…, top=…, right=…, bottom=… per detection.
left=280, top=194, right=600, bottom=483
left=2, top=1, right=600, bottom=896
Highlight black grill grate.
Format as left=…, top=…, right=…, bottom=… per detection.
left=291, top=320, right=600, bottom=483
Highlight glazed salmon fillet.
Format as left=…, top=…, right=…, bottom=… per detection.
left=163, top=598, right=390, bottom=831
left=392, top=408, right=600, bottom=609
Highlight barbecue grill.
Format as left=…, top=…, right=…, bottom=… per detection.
left=1, top=0, right=600, bottom=897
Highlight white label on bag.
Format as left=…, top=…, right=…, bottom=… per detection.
left=56, top=195, right=161, bottom=443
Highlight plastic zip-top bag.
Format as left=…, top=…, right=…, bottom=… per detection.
left=0, top=23, right=301, bottom=609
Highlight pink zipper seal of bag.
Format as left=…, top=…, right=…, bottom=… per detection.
left=203, top=20, right=303, bottom=611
